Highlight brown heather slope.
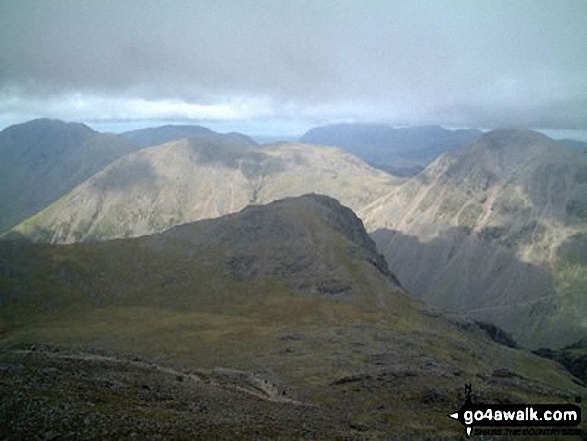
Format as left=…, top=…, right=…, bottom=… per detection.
left=360, top=129, right=587, bottom=349
left=8, top=138, right=400, bottom=243
left=0, top=195, right=584, bottom=439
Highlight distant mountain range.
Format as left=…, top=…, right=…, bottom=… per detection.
left=361, top=129, right=587, bottom=348
left=1, top=194, right=582, bottom=438
left=1, top=118, right=585, bottom=353
left=300, top=123, right=483, bottom=175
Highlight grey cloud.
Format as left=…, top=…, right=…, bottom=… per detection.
left=0, top=0, right=586, bottom=129
left=0, top=0, right=340, bottom=100
left=430, top=98, right=587, bottom=130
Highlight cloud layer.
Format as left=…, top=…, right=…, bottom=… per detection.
left=1, top=0, right=586, bottom=130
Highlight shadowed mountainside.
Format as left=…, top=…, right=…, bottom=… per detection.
left=535, top=339, right=587, bottom=383
left=8, top=138, right=401, bottom=243
left=361, top=129, right=587, bottom=349
left=370, top=228, right=562, bottom=347
left=300, top=123, right=482, bottom=176
left=0, top=119, right=143, bottom=234
left=1, top=194, right=584, bottom=438
left=559, top=138, right=587, bottom=151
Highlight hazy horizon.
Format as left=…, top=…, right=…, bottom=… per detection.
left=4, top=117, right=587, bottom=144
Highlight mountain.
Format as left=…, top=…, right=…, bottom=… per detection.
left=560, top=138, right=587, bottom=151
left=360, top=129, right=587, bottom=349
left=300, top=123, right=482, bottom=176
left=1, top=194, right=583, bottom=438
left=120, top=124, right=257, bottom=147
left=534, top=339, right=587, bottom=383
left=8, top=138, right=401, bottom=243
left=0, top=119, right=143, bottom=234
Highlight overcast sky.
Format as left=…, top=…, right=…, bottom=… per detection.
left=0, top=0, right=586, bottom=135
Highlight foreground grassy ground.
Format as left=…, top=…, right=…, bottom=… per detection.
left=2, top=293, right=585, bottom=439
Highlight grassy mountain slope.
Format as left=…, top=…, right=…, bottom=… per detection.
left=300, top=123, right=482, bottom=175
left=361, top=129, right=587, bottom=348
left=9, top=138, right=401, bottom=243
left=120, top=124, right=257, bottom=148
left=0, top=119, right=143, bottom=234
left=535, top=339, right=587, bottom=383
left=1, top=195, right=583, bottom=438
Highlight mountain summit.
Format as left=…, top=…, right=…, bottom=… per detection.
left=1, top=194, right=400, bottom=309
left=361, top=129, right=587, bottom=348
left=9, top=138, right=399, bottom=243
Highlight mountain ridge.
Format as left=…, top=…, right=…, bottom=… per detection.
left=300, top=123, right=482, bottom=175
left=8, top=138, right=400, bottom=243
left=360, top=128, right=587, bottom=348
left=120, top=124, right=257, bottom=148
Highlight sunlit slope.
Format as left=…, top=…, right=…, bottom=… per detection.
left=9, top=138, right=400, bottom=243
left=0, top=119, right=142, bottom=233
left=1, top=194, right=583, bottom=438
left=361, top=129, right=587, bottom=348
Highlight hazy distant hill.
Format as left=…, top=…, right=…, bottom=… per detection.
left=120, top=124, right=257, bottom=148
left=9, top=138, right=400, bottom=243
left=300, top=123, right=482, bottom=176
left=560, top=138, right=587, bottom=151
left=1, top=194, right=582, bottom=438
left=0, top=119, right=142, bottom=234
left=360, top=129, right=587, bottom=348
